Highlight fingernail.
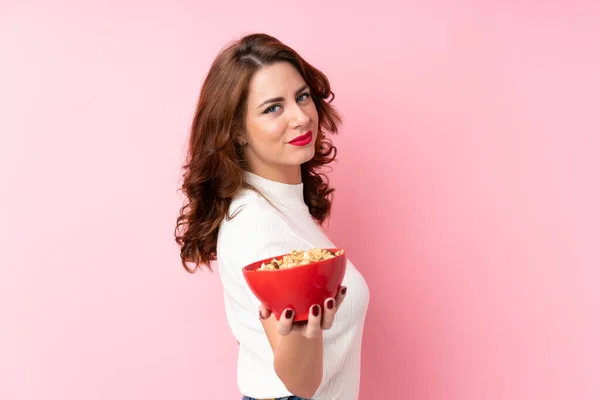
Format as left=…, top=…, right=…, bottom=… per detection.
left=341, top=287, right=347, bottom=295
left=326, top=299, right=334, bottom=309
left=312, top=305, right=320, bottom=317
left=285, top=309, right=293, bottom=319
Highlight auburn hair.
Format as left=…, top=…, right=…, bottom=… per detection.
left=174, top=33, right=342, bottom=273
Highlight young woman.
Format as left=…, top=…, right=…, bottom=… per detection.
left=175, top=33, right=370, bottom=400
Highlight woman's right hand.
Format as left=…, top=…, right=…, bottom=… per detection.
left=258, top=286, right=347, bottom=339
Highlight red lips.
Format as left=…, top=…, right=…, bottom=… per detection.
left=288, top=131, right=313, bottom=146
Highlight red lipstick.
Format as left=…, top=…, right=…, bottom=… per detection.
left=288, top=131, right=313, bottom=146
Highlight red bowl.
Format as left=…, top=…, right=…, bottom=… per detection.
left=242, top=249, right=347, bottom=322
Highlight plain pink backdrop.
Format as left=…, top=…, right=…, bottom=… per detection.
left=1, top=1, right=599, bottom=399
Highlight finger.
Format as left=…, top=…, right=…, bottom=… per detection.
left=321, top=298, right=336, bottom=330
left=277, top=308, right=295, bottom=336
left=258, top=304, right=272, bottom=320
left=305, top=305, right=322, bottom=338
left=335, top=286, right=347, bottom=310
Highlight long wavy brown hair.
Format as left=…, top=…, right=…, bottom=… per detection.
left=174, top=33, right=342, bottom=273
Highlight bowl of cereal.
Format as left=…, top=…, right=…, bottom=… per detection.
left=242, top=248, right=346, bottom=322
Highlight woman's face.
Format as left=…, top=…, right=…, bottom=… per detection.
left=241, top=61, right=319, bottom=184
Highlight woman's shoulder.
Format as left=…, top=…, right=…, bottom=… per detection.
left=226, top=189, right=275, bottom=221
left=217, top=190, right=301, bottom=264
left=220, top=189, right=287, bottom=236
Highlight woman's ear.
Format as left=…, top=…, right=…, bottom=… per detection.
left=236, top=133, right=248, bottom=147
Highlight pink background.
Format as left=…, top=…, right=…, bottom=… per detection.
left=1, top=1, right=599, bottom=399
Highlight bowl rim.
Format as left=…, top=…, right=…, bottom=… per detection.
left=242, top=248, right=346, bottom=273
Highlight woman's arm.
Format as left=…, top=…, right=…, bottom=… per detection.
left=259, top=288, right=347, bottom=398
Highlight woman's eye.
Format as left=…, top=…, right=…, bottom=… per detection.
left=264, top=105, right=280, bottom=114
left=297, top=93, right=311, bottom=102
left=263, top=94, right=310, bottom=114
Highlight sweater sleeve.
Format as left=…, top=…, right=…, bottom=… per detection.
left=217, top=202, right=303, bottom=316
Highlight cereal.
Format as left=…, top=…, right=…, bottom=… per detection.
left=258, top=248, right=344, bottom=271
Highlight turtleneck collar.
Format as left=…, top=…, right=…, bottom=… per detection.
left=243, top=171, right=307, bottom=210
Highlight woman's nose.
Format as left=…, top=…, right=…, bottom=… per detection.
left=291, top=104, right=310, bottom=128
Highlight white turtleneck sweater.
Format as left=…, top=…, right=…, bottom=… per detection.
left=216, top=171, right=370, bottom=400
